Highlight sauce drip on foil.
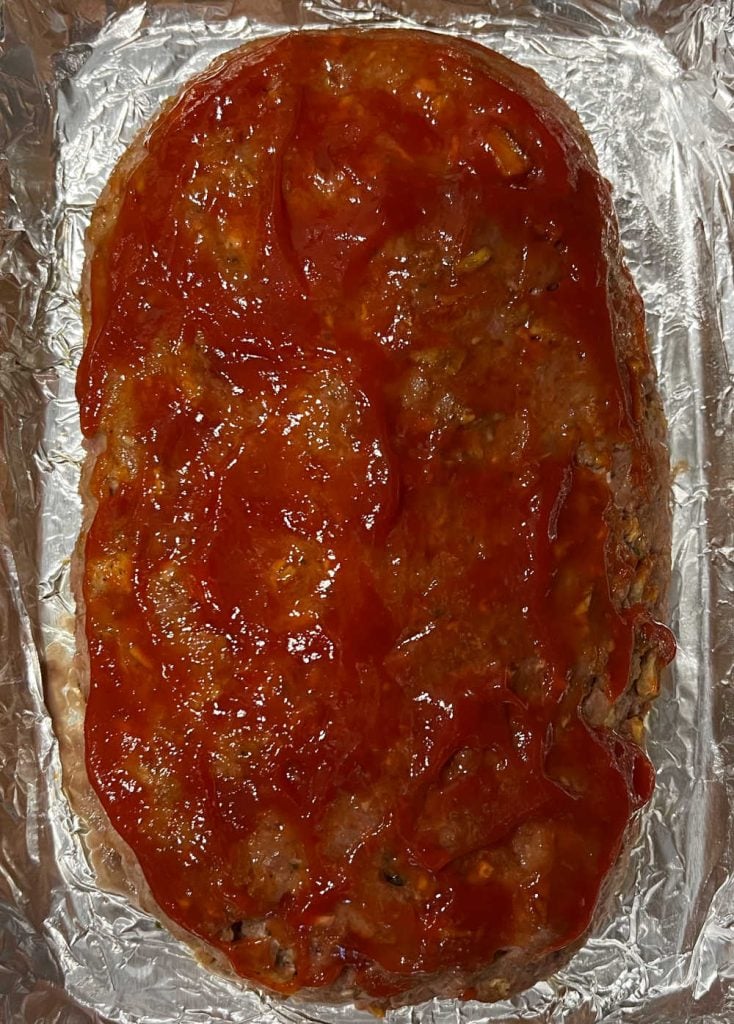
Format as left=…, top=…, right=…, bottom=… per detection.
left=78, top=30, right=674, bottom=999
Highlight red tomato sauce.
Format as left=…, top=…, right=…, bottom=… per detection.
left=78, top=30, right=674, bottom=1000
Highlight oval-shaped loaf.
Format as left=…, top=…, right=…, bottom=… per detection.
left=75, top=28, right=674, bottom=1007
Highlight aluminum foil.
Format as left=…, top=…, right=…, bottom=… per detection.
left=1, top=0, right=733, bottom=1021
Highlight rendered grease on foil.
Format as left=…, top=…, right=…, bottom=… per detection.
left=0, top=2, right=732, bottom=1023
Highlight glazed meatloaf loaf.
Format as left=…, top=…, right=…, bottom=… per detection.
left=70, top=28, right=674, bottom=1007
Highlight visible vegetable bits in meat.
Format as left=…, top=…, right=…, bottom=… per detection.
left=75, top=29, right=674, bottom=1006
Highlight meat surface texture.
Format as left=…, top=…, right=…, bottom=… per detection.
left=74, top=28, right=674, bottom=1007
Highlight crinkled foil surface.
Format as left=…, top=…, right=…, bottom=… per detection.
left=1, top=0, right=733, bottom=1021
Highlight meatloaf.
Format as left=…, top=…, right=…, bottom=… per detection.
left=69, top=28, right=674, bottom=1008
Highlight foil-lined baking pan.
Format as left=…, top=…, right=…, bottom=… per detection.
left=1, top=1, right=732, bottom=1021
